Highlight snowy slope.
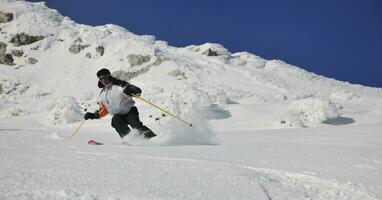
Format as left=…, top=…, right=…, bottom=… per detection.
left=1, top=1, right=382, bottom=199
left=1, top=116, right=382, bottom=199
left=0, top=0, right=381, bottom=130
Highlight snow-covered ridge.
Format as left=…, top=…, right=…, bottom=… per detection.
left=0, top=0, right=381, bottom=132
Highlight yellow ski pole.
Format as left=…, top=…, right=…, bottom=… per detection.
left=132, top=94, right=193, bottom=127
left=67, top=120, right=85, bottom=141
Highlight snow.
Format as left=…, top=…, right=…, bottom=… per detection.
left=0, top=0, right=382, bottom=199
left=1, top=117, right=381, bottom=199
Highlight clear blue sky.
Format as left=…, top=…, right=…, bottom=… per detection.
left=33, top=0, right=382, bottom=88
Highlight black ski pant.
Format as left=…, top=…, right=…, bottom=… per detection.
left=111, top=106, right=156, bottom=139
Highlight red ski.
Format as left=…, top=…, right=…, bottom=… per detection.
left=88, top=140, right=103, bottom=145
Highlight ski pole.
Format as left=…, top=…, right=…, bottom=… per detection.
left=132, top=94, right=193, bottom=127
left=67, top=120, right=85, bottom=141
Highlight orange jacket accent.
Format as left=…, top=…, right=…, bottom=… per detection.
left=98, top=102, right=109, bottom=118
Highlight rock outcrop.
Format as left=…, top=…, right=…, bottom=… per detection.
left=96, top=46, right=104, bottom=56
left=0, top=53, right=14, bottom=65
left=26, top=57, right=38, bottom=64
left=127, top=54, right=151, bottom=67
left=0, top=41, right=14, bottom=65
left=0, top=41, right=6, bottom=55
left=69, top=44, right=89, bottom=54
left=10, top=33, right=44, bottom=46
left=11, top=49, right=23, bottom=57
left=0, top=11, right=13, bottom=23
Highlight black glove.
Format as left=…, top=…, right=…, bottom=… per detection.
left=84, top=112, right=99, bottom=120
left=123, top=84, right=142, bottom=96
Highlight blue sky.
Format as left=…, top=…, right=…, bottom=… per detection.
left=36, top=0, right=381, bottom=87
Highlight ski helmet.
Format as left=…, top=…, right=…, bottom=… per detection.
left=96, top=68, right=111, bottom=79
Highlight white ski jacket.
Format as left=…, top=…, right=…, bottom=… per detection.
left=98, top=83, right=135, bottom=116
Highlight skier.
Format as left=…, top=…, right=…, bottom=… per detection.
left=84, top=68, right=156, bottom=139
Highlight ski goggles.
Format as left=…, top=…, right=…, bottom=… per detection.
left=98, top=74, right=110, bottom=80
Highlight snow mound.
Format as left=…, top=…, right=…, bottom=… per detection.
left=283, top=98, right=344, bottom=127
left=45, top=97, right=83, bottom=125
left=165, top=84, right=233, bottom=121
left=230, top=52, right=267, bottom=68
left=185, top=43, right=231, bottom=57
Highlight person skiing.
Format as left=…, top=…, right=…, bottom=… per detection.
left=84, top=68, right=156, bottom=139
